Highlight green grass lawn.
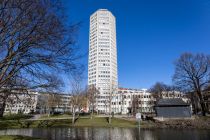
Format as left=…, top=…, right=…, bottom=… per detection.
left=0, top=116, right=155, bottom=129
left=40, top=114, right=71, bottom=119
left=74, top=117, right=108, bottom=127
left=1, top=115, right=209, bottom=129
left=111, top=118, right=137, bottom=127
left=74, top=117, right=138, bottom=127
left=0, top=135, right=44, bottom=140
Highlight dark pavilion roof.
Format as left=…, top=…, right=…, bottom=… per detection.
left=156, top=98, right=189, bottom=107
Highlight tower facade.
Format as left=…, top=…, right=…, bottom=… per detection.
left=88, top=9, right=118, bottom=113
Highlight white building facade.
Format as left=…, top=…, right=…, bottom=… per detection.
left=88, top=9, right=118, bottom=113
left=112, top=88, right=155, bottom=115
left=4, top=91, right=38, bottom=114
left=3, top=92, right=73, bottom=115
left=161, top=91, right=190, bottom=103
left=36, top=93, right=73, bottom=114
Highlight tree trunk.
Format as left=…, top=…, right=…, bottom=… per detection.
left=197, top=91, right=206, bottom=116
left=91, top=109, right=93, bottom=119
left=191, top=93, right=197, bottom=115
left=52, top=107, right=56, bottom=114
left=0, top=100, right=6, bottom=117
left=200, top=101, right=206, bottom=116
left=109, top=103, right=112, bottom=124
left=72, top=108, right=75, bottom=125
left=91, top=104, right=93, bottom=119
left=91, top=111, right=93, bottom=119
left=109, top=115, right=111, bottom=124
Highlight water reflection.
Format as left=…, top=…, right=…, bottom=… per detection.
left=0, top=127, right=210, bottom=140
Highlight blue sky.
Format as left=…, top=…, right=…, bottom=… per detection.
left=63, top=0, right=210, bottom=90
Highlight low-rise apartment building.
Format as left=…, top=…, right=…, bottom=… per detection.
left=36, top=93, right=72, bottom=114
left=2, top=89, right=190, bottom=116
left=4, top=91, right=38, bottom=114
left=111, top=88, right=190, bottom=115
left=3, top=91, right=72, bottom=115
left=112, top=88, right=155, bottom=115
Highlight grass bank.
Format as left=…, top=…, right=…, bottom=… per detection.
left=39, top=114, right=71, bottom=119
left=0, top=117, right=143, bottom=129
left=39, top=113, right=92, bottom=119
left=0, top=119, right=72, bottom=129
left=0, top=135, right=44, bottom=140
left=0, top=114, right=33, bottom=121
left=74, top=117, right=138, bottom=127
left=2, top=116, right=209, bottom=129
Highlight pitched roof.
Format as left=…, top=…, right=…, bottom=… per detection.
left=156, top=98, right=189, bottom=107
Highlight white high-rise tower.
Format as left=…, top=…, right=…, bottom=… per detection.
left=88, top=9, right=118, bottom=113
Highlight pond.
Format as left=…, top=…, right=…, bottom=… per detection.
left=0, top=127, right=210, bottom=140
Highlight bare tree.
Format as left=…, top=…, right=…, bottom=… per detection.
left=36, top=92, right=62, bottom=115
left=0, top=0, right=82, bottom=117
left=131, top=95, right=139, bottom=116
left=120, top=94, right=125, bottom=114
left=87, top=85, right=99, bottom=119
left=108, top=83, right=117, bottom=124
left=0, top=92, right=9, bottom=116
left=47, top=93, right=62, bottom=114
left=149, top=82, right=176, bottom=100
left=78, top=93, right=88, bottom=112
left=70, top=77, right=83, bottom=125
left=173, top=53, right=210, bottom=116
left=36, top=93, right=48, bottom=114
